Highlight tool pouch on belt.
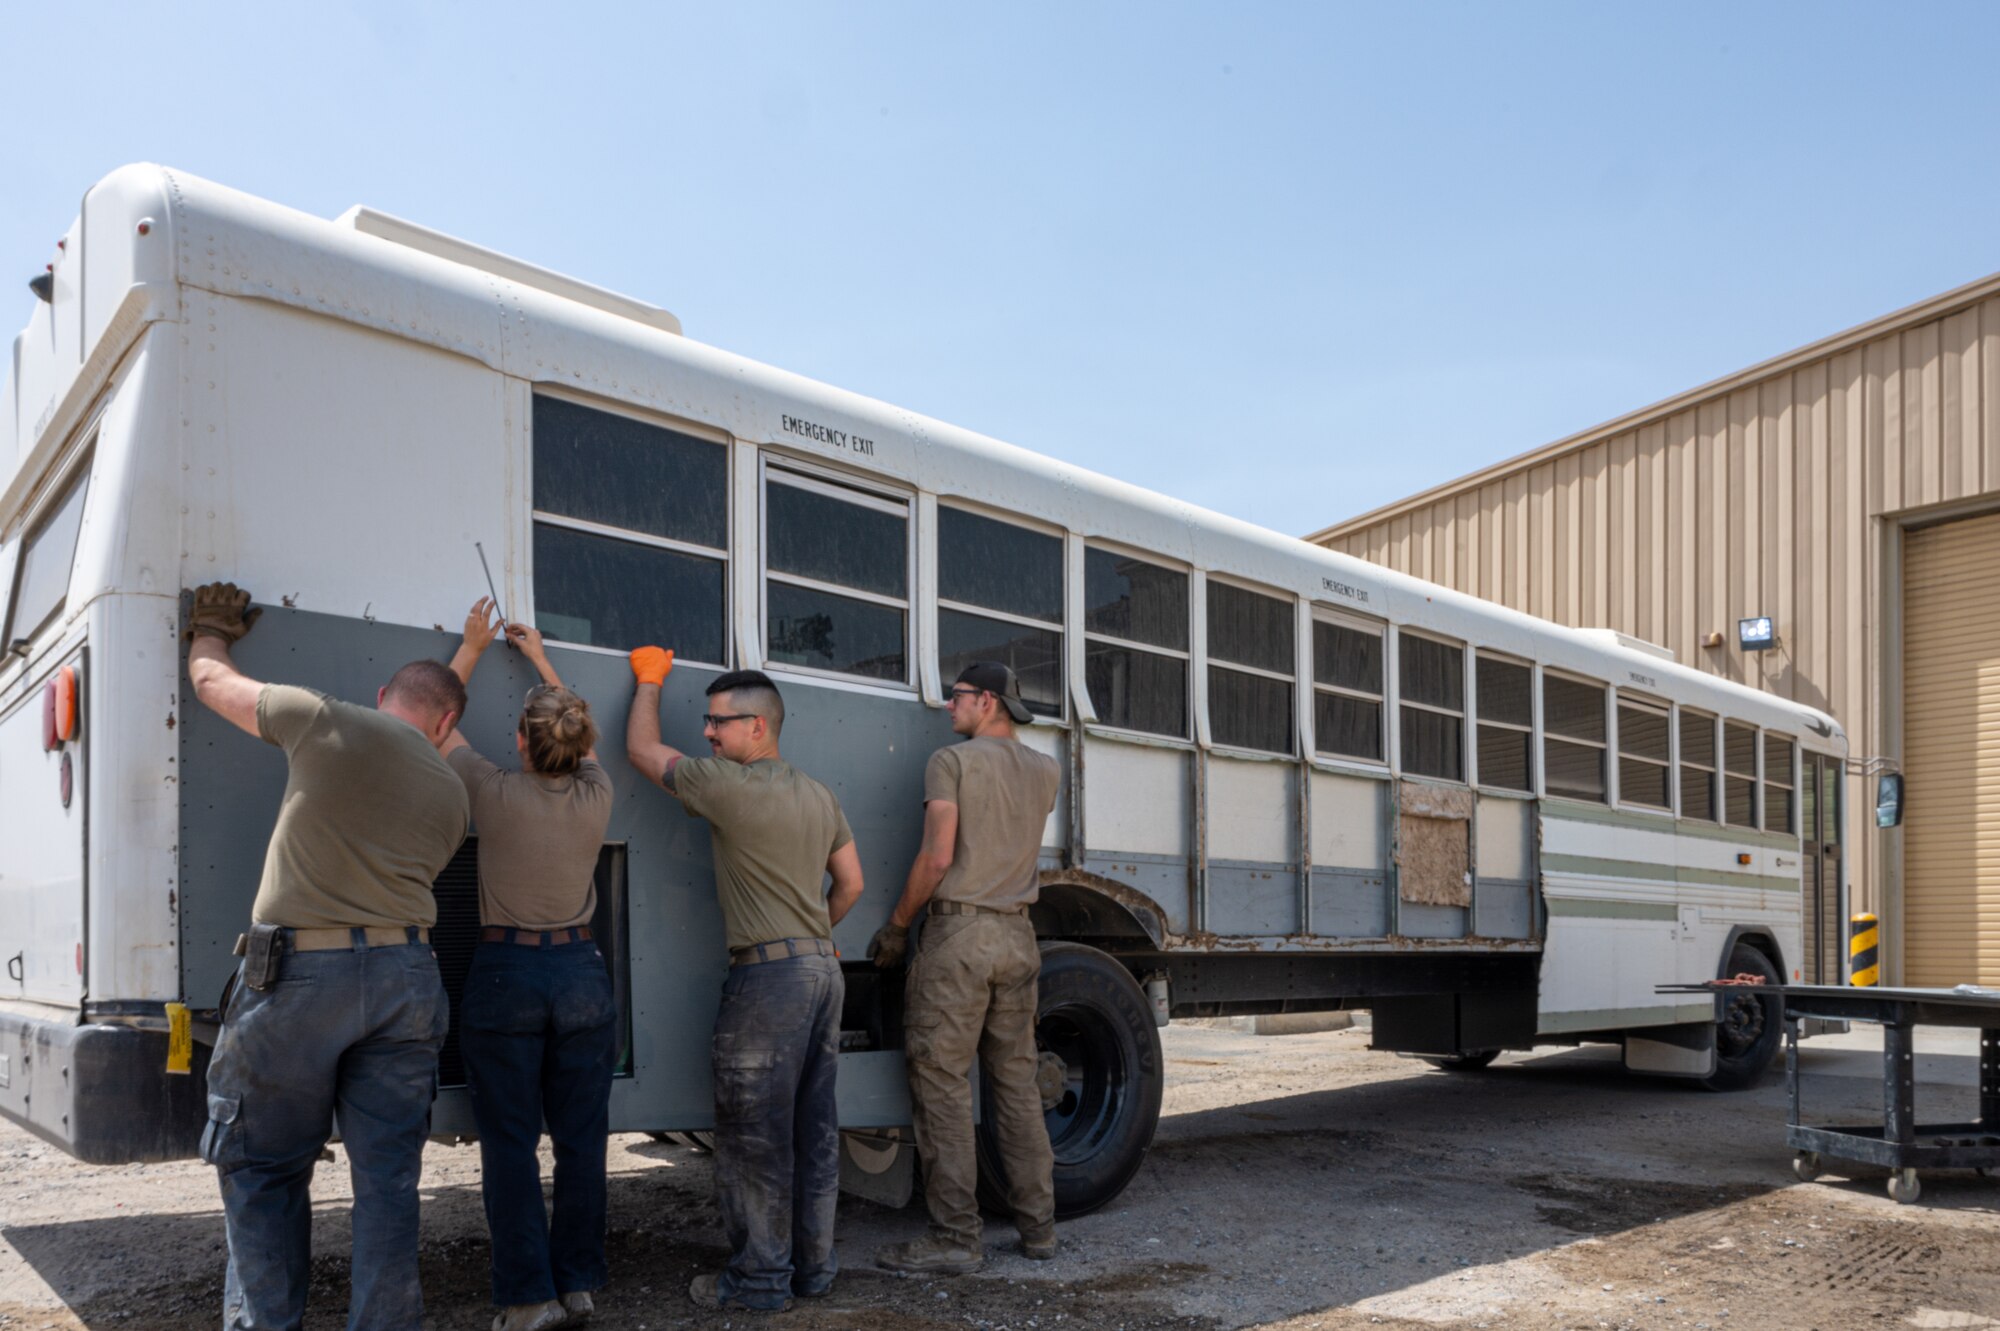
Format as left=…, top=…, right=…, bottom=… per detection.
left=234, top=924, right=284, bottom=992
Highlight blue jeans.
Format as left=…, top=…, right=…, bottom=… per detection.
left=710, top=952, right=844, bottom=1309
left=201, top=934, right=447, bottom=1331
left=460, top=939, right=620, bottom=1307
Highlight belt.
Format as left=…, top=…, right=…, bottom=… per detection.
left=928, top=900, right=1027, bottom=917
left=481, top=925, right=593, bottom=946
left=285, top=925, right=430, bottom=952
left=729, top=936, right=836, bottom=967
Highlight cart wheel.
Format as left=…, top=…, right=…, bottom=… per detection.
left=1791, top=1152, right=1821, bottom=1183
left=1887, top=1168, right=1922, bottom=1204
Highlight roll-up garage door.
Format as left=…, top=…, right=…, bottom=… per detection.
left=1902, top=512, right=2000, bottom=987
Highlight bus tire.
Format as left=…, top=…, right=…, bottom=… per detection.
left=1701, top=942, right=1781, bottom=1091
left=1420, top=1049, right=1500, bottom=1072
left=974, top=941, right=1163, bottom=1220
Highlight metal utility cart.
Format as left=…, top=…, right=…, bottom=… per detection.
left=1665, top=983, right=2000, bottom=1204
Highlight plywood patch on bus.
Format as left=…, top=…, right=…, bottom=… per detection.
left=1396, top=782, right=1473, bottom=908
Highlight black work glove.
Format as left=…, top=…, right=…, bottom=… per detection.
left=868, top=922, right=908, bottom=969
left=189, top=582, right=261, bottom=643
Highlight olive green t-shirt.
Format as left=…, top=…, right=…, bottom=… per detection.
left=448, top=747, right=614, bottom=930
left=925, top=736, right=1061, bottom=910
left=251, top=684, right=470, bottom=930
left=673, top=756, right=853, bottom=951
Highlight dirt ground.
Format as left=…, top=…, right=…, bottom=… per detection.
left=3, top=1021, right=1997, bottom=1331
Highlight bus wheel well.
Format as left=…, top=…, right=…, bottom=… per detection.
left=1029, top=873, right=1169, bottom=951
left=1722, top=926, right=1784, bottom=981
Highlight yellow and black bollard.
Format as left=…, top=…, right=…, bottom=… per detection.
left=1849, top=913, right=1879, bottom=986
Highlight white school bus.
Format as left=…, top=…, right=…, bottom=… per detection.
left=0, top=166, right=1846, bottom=1214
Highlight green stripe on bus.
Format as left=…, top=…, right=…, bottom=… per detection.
left=1541, top=797, right=1800, bottom=852
left=1544, top=897, right=1677, bottom=921
left=1541, top=853, right=1798, bottom=894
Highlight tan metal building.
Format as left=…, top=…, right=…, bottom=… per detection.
left=1310, top=271, right=2000, bottom=987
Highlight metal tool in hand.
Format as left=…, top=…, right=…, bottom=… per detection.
left=475, top=541, right=511, bottom=648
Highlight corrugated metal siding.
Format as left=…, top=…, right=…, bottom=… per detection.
left=1319, top=291, right=2000, bottom=973
left=1902, top=514, right=2000, bottom=987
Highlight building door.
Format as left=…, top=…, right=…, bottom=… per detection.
left=1902, top=512, right=2000, bottom=987
left=1800, top=753, right=1843, bottom=984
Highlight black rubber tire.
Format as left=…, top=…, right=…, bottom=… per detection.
left=1701, top=942, right=1782, bottom=1091
left=1420, top=1049, right=1501, bottom=1072
left=974, top=942, right=1163, bottom=1220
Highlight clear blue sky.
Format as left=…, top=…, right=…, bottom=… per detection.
left=6, top=3, right=1998, bottom=537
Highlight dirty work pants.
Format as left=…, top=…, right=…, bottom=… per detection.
left=201, top=935, right=447, bottom=1331
left=460, top=939, right=621, bottom=1307
left=903, top=911, right=1055, bottom=1248
left=709, top=950, right=844, bottom=1310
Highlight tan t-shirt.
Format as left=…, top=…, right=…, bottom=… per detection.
left=925, top=736, right=1061, bottom=909
left=448, top=748, right=614, bottom=930
left=251, top=684, right=470, bottom=930
left=674, top=756, right=853, bottom=951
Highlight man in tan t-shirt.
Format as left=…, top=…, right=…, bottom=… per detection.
left=871, top=661, right=1062, bottom=1275
left=624, top=652, right=863, bottom=1313
left=184, top=582, right=470, bottom=1331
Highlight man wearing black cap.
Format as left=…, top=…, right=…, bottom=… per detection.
left=871, top=662, right=1063, bottom=1275
left=624, top=648, right=865, bottom=1313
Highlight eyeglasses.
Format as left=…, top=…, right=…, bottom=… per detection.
left=947, top=686, right=987, bottom=702
left=703, top=712, right=759, bottom=729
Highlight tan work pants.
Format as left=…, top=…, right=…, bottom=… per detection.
left=903, top=911, right=1055, bottom=1246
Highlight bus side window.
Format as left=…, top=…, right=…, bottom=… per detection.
left=1723, top=722, right=1758, bottom=827
left=4, top=451, right=93, bottom=650
left=764, top=469, right=911, bottom=683
left=1617, top=698, right=1672, bottom=811
left=1313, top=617, right=1384, bottom=763
left=1207, top=581, right=1295, bottom=755
left=1398, top=630, right=1464, bottom=781
left=1679, top=710, right=1719, bottom=822
left=937, top=507, right=1063, bottom=718
left=530, top=396, right=728, bottom=663
left=1764, top=734, right=1797, bottom=834
left=1544, top=674, right=1608, bottom=803
left=1475, top=655, right=1533, bottom=792
left=1082, top=547, right=1188, bottom=739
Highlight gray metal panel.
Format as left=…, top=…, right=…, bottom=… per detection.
left=1474, top=877, right=1535, bottom=940
left=1206, top=861, right=1299, bottom=937
left=180, top=606, right=943, bottom=1132
left=1399, top=902, right=1469, bottom=940
left=1072, top=851, right=1190, bottom=935
left=1308, top=867, right=1391, bottom=938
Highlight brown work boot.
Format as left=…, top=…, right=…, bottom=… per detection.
left=559, top=1291, right=594, bottom=1323
left=492, top=1301, right=566, bottom=1331
left=876, top=1233, right=985, bottom=1276
left=1018, top=1228, right=1057, bottom=1261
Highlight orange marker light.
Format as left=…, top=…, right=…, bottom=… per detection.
left=1737, top=853, right=1752, bottom=866
left=54, top=665, right=79, bottom=742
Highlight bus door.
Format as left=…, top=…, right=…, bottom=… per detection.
left=1801, top=753, right=1843, bottom=984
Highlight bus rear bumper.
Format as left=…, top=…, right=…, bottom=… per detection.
left=0, top=1001, right=209, bottom=1164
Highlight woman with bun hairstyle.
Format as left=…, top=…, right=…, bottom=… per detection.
left=445, top=599, right=618, bottom=1331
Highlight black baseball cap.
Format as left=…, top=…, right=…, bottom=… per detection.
left=954, top=662, right=1033, bottom=724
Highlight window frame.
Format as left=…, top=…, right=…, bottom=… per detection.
left=1722, top=719, right=1760, bottom=830
left=1310, top=608, right=1388, bottom=768
left=935, top=500, right=1067, bottom=722
left=527, top=392, right=733, bottom=666
left=759, top=458, right=917, bottom=690
left=1541, top=668, right=1610, bottom=805
left=1204, top=573, right=1297, bottom=757
left=1614, top=693, right=1674, bottom=814
left=1395, top=627, right=1467, bottom=784
left=1763, top=732, right=1797, bottom=835
left=1677, top=707, right=1719, bottom=824
left=2, top=442, right=96, bottom=652
left=1081, top=539, right=1192, bottom=743
left=1473, top=650, right=1535, bottom=796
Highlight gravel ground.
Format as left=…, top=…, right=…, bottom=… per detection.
left=3, top=1022, right=1997, bottom=1330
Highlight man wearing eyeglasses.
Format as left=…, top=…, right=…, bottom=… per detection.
left=870, top=662, right=1062, bottom=1276
left=623, top=651, right=865, bottom=1314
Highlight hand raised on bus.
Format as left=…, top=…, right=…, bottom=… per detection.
left=189, top=582, right=261, bottom=644
left=461, top=597, right=501, bottom=654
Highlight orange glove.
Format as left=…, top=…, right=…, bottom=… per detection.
left=629, top=646, right=674, bottom=687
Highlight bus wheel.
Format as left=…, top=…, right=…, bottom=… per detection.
left=1701, top=942, right=1781, bottom=1091
left=975, top=942, right=1163, bottom=1219
left=1420, top=1050, right=1500, bottom=1072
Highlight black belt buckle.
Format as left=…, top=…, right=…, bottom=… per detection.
left=242, top=923, right=283, bottom=992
